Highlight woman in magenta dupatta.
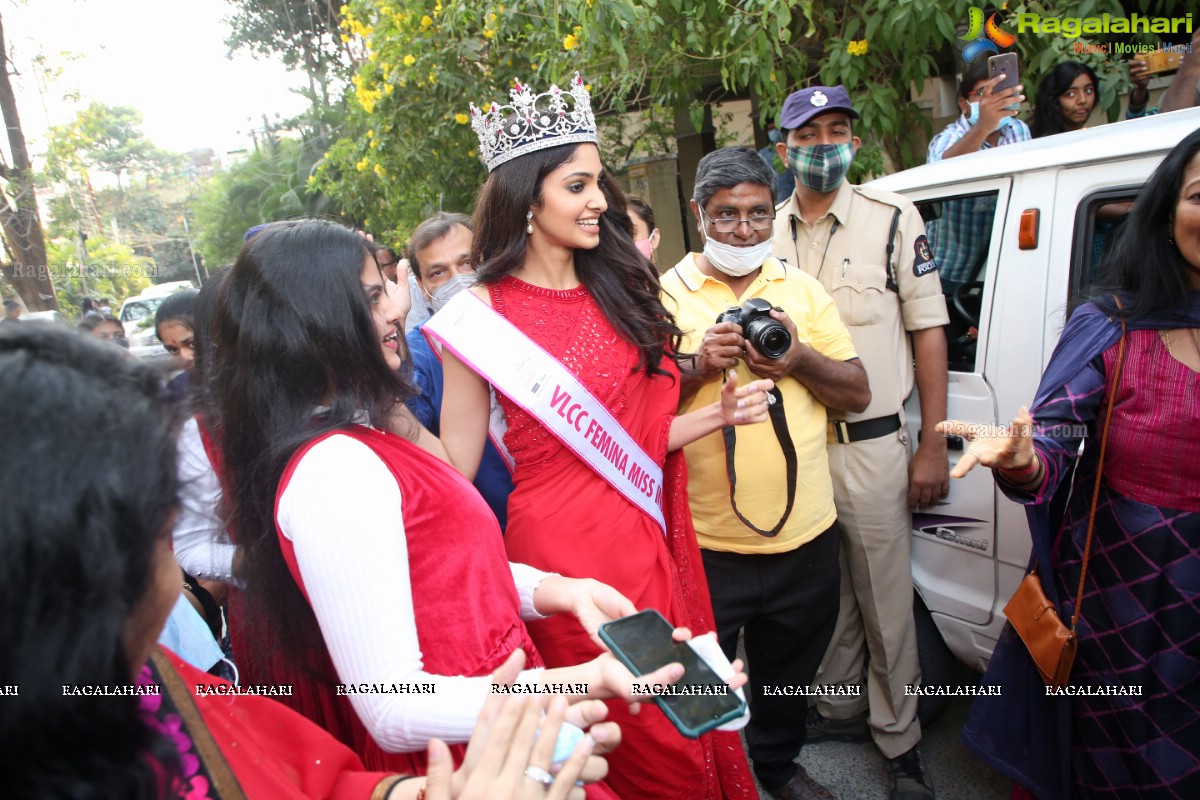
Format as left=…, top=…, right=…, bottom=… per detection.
left=945, top=129, right=1200, bottom=800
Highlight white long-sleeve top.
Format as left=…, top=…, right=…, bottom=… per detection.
left=276, top=432, right=551, bottom=753
left=173, top=417, right=237, bottom=581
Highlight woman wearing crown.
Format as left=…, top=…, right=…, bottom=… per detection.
left=430, top=74, right=765, bottom=800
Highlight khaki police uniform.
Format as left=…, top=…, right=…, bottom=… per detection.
left=772, top=180, right=948, bottom=758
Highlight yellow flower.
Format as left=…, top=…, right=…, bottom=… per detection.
left=455, top=112, right=470, bottom=125
left=489, top=12, right=496, bottom=22
left=420, top=14, right=433, bottom=30
left=847, top=39, right=869, bottom=56
left=340, top=33, right=350, bottom=42
left=434, top=1, right=443, bottom=14
left=468, top=148, right=477, bottom=158
left=356, top=158, right=369, bottom=172
left=367, top=51, right=377, bottom=61
left=367, top=129, right=375, bottom=138
left=483, top=28, right=495, bottom=39
left=373, top=163, right=386, bottom=177
left=563, top=33, right=579, bottom=50
left=403, top=54, right=416, bottom=66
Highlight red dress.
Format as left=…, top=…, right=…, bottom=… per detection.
left=491, top=276, right=756, bottom=800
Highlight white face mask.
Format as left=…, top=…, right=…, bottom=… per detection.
left=428, top=272, right=476, bottom=313
left=702, top=236, right=773, bottom=277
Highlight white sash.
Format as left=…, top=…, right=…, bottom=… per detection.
left=424, top=290, right=666, bottom=534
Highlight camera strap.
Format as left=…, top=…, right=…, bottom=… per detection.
left=721, top=384, right=798, bottom=537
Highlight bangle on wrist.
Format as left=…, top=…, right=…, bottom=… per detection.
left=998, top=455, right=1044, bottom=489
left=998, top=454, right=1038, bottom=480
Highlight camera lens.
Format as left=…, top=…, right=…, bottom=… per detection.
left=748, top=319, right=791, bottom=359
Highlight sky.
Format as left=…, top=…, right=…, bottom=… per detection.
left=4, top=0, right=311, bottom=162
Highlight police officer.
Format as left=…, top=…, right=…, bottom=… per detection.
left=771, top=85, right=950, bottom=800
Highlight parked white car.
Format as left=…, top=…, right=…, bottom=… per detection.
left=866, top=108, right=1200, bottom=720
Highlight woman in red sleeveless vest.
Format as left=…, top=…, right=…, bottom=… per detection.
left=436, top=77, right=769, bottom=800
left=207, top=219, right=692, bottom=791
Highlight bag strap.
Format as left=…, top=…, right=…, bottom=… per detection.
left=1069, top=298, right=1127, bottom=632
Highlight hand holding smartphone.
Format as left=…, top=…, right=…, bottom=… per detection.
left=988, top=53, right=1021, bottom=111
left=598, top=609, right=747, bottom=739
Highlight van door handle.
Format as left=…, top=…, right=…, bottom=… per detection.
left=917, top=430, right=964, bottom=450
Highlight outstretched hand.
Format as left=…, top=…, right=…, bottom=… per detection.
left=936, top=406, right=1037, bottom=479
left=718, top=370, right=776, bottom=426
left=421, top=650, right=607, bottom=800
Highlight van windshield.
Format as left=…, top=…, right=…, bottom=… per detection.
left=120, top=297, right=164, bottom=324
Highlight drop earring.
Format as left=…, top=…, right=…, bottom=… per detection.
left=526, top=210, right=534, bottom=235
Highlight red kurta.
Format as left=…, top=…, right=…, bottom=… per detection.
left=263, top=425, right=543, bottom=776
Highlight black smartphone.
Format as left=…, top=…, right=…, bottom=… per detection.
left=598, top=609, right=745, bottom=739
left=988, top=53, right=1020, bottom=110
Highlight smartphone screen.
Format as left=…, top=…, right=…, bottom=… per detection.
left=988, top=53, right=1020, bottom=108
left=599, top=610, right=744, bottom=738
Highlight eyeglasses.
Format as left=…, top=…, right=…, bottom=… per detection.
left=700, top=206, right=775, bottom=234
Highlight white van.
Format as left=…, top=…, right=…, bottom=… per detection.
left=865, top=109, right=1199, bottom=719
left=118, top=282, right=194, bottom=361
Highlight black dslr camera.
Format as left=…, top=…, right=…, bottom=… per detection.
left=715, top=297, right=791, bottom=360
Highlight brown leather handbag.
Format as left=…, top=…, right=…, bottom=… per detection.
left=1003, top=316, right=1127, bottom=689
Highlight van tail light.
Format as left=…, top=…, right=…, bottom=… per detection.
left=1018, top=209, right=1040, bottom=250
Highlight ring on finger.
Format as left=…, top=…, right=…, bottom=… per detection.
left=524, top=765, right=555, bottom=786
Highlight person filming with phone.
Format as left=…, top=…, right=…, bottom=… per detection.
left=928, top=56, right=1029, bottom=162
left=661, top=145, right=870, bottom=800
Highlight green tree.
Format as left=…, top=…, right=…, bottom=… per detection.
left=45, top=234, right=153, bottom=318
left=63, top=103, right=179, bottom=192
left=41, top=104, right=201, bottom=289
left=300, top=0, right=1193, bottom=239
left=224, top=0, right=356, bottom=114
left=193, top=134, right=336, bottom=266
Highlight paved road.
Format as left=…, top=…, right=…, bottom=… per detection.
left=743, top=667, right=1012, bottom=799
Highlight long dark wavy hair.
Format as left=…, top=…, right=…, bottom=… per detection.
left=471, top=142, right=683, bottom=377
left=1089, top=127, right=1200, bottom=322
left=0, top=324, right=180, bottom=798
left=210, top=219, right=412, bottom=672
left=1030, top=61, right=1098, bottom=139
left=189, top=266, right=229, bottom=425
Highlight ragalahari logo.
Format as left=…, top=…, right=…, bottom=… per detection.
left=960, top=7, right=1016, bottom=62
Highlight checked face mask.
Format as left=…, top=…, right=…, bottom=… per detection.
left=786, top=142, right=855, bottom=194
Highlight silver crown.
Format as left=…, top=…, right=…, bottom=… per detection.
left=470, top=73, right=597, bottom=172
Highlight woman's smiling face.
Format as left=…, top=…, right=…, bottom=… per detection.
left=360, top=255, right=408, bottom=371
left=530, top=144, right=608, bottom=252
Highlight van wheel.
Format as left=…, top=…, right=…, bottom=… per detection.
left=914, top=591, right=956, bottom=728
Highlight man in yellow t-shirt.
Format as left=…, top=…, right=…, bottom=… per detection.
left=661, top=146, right=870, bottom=800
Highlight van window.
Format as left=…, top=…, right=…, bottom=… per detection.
left=917, top=190, right=1000, bottom=372
left=121, top=302, right=151, bottom=323
left=1069, top=188, right=1140, bottom=306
